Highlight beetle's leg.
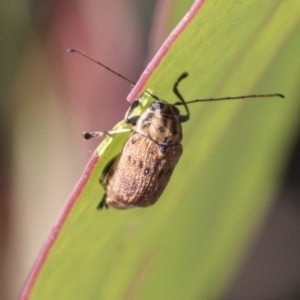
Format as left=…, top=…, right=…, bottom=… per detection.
left=83, top=128, right=132, bottom=140
left=99, top=156, right=118, bottom=188
left=97, top=156, right=119, bottom=210
left=125, top=100, right=141, bottom=125
left=125, top=91, right=162, bottom=125
left=97, top=194, right=109, bottom=209
left=125, top=99, right=140, bottom=123
left=173, top=73, right=190, bottom=122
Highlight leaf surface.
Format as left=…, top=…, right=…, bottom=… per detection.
left=22, top=0, right=300, bottom=299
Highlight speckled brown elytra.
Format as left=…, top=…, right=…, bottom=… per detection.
left=69, top=48, right=284, bottom=210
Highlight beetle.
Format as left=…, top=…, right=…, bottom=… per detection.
left=85, top=72, right=190, bottom=209
left=69, top=48, right=284, bottom=210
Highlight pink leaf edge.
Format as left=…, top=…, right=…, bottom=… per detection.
left=20, top=154, right=99, bottom=299
left=20, top=0, right=206, bottom=298
left=127, top=0, right=206, bottom=102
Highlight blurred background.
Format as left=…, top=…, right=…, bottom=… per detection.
left=0, top=1, right=157, bottom=298
left=1, top=1, right=300, bottom=300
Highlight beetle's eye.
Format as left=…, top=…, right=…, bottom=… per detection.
left=151, top=101, right=165, bottom=111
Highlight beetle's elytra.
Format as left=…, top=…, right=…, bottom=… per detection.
left=103, top=133, right=182, bottom=209
left=69, top=48, right=284, bottom=210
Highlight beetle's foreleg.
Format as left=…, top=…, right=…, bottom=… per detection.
left=125, top=98, right=143, bottom=125
left=125, top=99, right=140, bottom=123
left=83, top=128, right=132, bottom=140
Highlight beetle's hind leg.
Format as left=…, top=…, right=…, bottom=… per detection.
left=97, top=193, right=109, bottom=209
left=97, top=156, right=119, bottom=210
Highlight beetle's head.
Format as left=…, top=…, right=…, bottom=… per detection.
left=150, top=100, right=180, bottom=117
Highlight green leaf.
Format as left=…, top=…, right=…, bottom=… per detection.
left=22, top=0, right=300, bottom=299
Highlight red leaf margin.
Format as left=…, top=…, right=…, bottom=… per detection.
left=20, top=0, right=206, bottom=298
left=128, top=0, right=206, bottom=102
left=20, top=154, right=99, bottom=299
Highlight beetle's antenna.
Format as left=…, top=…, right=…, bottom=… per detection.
left=68, top=48, right=136, bottom=86
left=68, top=48, right=164, bottom=101
left=175, top=93, right=285, bottom=105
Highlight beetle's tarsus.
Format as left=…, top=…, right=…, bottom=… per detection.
left=97, top=194, right=109, bottom=210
